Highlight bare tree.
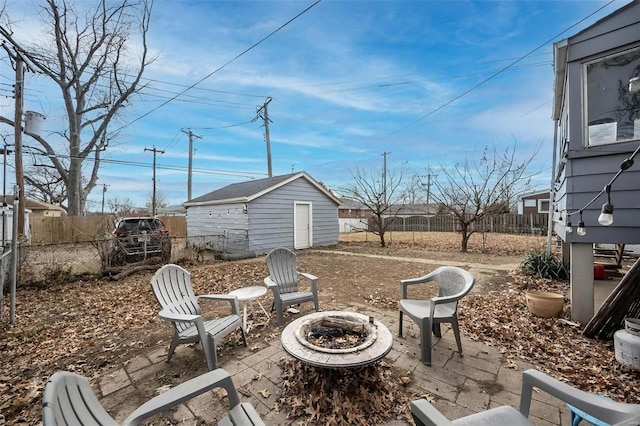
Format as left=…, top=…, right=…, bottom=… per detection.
left=107, top=195, right=137, bottom=215
left=0, top=0, right=154, bottom=215
left=145, top=191, right=168, bottom=211
left=341, top=165, right=406, bottom=247
left=425, top=143, right=539, bottom=253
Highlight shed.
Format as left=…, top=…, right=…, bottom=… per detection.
left=184, top=172, right=340, bottom=256
left=517, top=190, right=550, bottom=215
left=551, top=1, right=640, bottom=324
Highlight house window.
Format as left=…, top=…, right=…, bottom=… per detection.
left=524, top=199, right=536, bottom=208
left=585, top=47, right=640, bottom=146
left=538, top=199, right=550, bottom=213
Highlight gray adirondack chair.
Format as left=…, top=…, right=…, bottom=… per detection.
left=264, top=247, right=319, bottom=326
left=42, top=368, right=265, bottom=426
left=150, top=264, right=246, bottom=371
left=399, top=266, right=475, bottom=366
left=411, top=368, right=640, bottom=426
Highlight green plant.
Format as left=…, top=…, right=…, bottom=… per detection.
left=519, top=249, right=569, bottom=280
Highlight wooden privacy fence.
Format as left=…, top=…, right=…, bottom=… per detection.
left=386, top=213, right=549, bottom=235
left=30, top=215, right=187, bottom=244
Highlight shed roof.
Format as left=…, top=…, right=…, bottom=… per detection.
left=518, top=190, right=550, bottom=201
left=184, top=172, right=341, bottom=207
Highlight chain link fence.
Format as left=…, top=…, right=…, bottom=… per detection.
left=17, top=230, right=255, bottom=285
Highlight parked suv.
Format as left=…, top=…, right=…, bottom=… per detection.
left=110, top=217, right=171, bottom=264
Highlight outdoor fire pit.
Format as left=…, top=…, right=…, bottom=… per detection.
left=281, top=311, right=392, bottom=369
left=295, top=313, right=377, bottom=354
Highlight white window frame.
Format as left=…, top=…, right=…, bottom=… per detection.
left=583, top=46, right=640, bottom=147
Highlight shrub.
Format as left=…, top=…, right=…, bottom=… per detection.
left=519, top=249, right=569, bottom=280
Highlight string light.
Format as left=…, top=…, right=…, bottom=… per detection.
left=561, top=144, right=639, bottom=235
left=598, top=185, right=614, bottom=226
left=577, top=210, right=586, bottom=236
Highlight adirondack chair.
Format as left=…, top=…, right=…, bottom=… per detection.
left=150, top=264, right=246, bottom=371
left=264, top=247, right=319, bottom=326
left=42, top=368, right=265, bottom=426
left=399, top=266, right=475, bottom=366
left=410, top=368, right=640, bottom=426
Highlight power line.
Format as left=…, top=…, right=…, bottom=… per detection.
left=111, top=0, right=322, bottom=133
left=386, top=0, right=618, bottom=136
left=16, top=149, right=269, bottom=179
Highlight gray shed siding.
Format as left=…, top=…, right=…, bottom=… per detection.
left=187, top=202, right=248, bottom=247
left=247, top=178, right=338, bottom=254
left=553, top=2, right=640, bottom=244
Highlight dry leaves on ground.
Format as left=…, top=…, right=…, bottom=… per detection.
left=2, top=233, right=639, bottom=425
left=277, top=358, right=414, bottom=425
left=460, top=274, right=640, bottom=403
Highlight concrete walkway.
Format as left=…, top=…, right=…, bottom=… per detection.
left=95, top=302, right=572, bottom=425
left=316, top=249, right=522, bottom=272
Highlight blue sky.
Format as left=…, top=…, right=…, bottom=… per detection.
left=0, top=0, right=631, bottom=211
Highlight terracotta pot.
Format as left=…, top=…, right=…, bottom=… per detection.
left=525, top=291, right=565, bottom=318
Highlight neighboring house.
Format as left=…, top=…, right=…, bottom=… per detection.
left=1, top=195, right=65, bottom=217
left=517, top=191, right=550, bottom=215
left=338, top=197, right=371, bottom=232
left=551, top=1, right=640, bottom=324
left=184, top=172, right=340, bottom=255
left=386, top=203, right=440, bottom=218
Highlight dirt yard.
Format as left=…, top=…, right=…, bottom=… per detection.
left=1, top=232, right=638, bottom=424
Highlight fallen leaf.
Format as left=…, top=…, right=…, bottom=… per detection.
left=259, top=389, right=271, bottom=398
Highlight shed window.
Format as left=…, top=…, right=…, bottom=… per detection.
left=586, top=47, right=640, bottom=146
left=524, top=199, right=536, bottom=207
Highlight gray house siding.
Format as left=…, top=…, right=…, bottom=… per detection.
left=552, top=1, right=640, bottom=245
left=551, top=2, right=640, bottom=324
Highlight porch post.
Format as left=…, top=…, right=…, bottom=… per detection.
left=570, top=242, right=594, bottom=324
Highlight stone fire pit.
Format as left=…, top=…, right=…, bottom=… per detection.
left=281, top=311, right=393, bottom=369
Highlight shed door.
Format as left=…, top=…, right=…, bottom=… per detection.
left=294, top=202, right=311, bottom=249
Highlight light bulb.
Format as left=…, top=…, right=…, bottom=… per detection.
left=598, top=202, right=614, bottom=226
left=577, top=220, right=586, bottom=236
left=565, top=220, right=573, bottom=233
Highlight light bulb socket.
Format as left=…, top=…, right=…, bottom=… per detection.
left=598, top=202, right=614, bottom=226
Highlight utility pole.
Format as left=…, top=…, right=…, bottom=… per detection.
left=181, top=128, right=201, bottom=201
left=145, top=146, right=164, bottom=217
left=382, top=151, right=390, bottom=205
left=100, top=183, right=109, bottom=215
left=423, top=173, right=436, bottom=231
left=14, top=58, right=25, bottom=238
left=256, top=97, right=273, bottom=177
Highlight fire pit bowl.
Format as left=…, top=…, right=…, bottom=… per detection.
left=294, top=313, right=378, bottom=354
left=281, top=311, right=393, bottom=369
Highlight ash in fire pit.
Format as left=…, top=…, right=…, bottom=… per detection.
left=295, top=314, right=377, bottom=354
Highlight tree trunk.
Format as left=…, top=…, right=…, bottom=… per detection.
left=379, top=232, right=386, bottom=247
left=460, top=223, right=469, bottom=253
left=67, top=161, right=83, bottom=216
